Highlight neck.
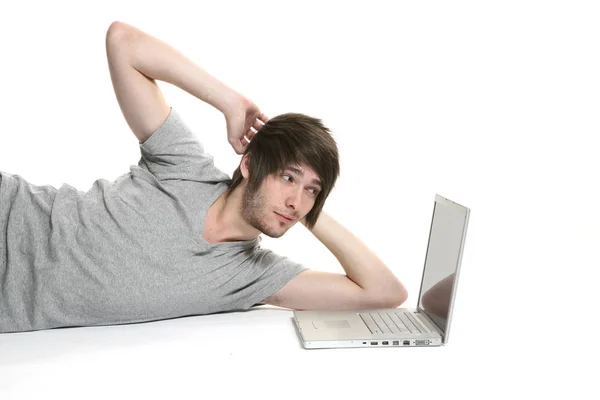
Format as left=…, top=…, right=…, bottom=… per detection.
left=203, top=184, right=260, bottom=244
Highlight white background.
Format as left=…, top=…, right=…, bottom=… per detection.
left=1, top=0, right=599, bottom=398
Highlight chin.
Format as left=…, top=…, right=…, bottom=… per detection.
left=264, top=232, right=284, bottom=239
left=262, top=223, right=290, bottom=239
left=261, top=229, right=285, bottom=239
left=252, top=221, right=283, bottom=239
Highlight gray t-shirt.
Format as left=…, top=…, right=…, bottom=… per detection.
left=0, top=107, right=308, bottom=333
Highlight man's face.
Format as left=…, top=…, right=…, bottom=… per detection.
left=241, top=164, right=322, bottom=238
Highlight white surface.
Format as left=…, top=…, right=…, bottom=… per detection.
left=1, top=0, right=598, bottom=398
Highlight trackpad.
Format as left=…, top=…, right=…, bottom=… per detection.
left=312, top=320, right=351, bottom=329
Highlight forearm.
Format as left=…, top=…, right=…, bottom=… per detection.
left=302, top=212, right=408, bottom=301
left=109, top=22, right=239, bottom=115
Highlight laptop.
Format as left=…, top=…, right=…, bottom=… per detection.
left=292, top=194, right=470, bottom=349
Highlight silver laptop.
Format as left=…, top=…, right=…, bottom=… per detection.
left=292, top=194, right=470, bottom=349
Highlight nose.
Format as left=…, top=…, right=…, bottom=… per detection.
left=285, top=185, right=303, bottom=210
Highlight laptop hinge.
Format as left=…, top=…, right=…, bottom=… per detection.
left=418, top=308, right=445, bottom=337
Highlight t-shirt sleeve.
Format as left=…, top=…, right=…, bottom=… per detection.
left=137, top=107, right=231, bottom=183
left=235, top=249, right=310, bottom=311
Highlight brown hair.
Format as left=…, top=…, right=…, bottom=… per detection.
left=229, top=112, right=340, bottom=230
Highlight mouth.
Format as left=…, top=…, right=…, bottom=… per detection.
left=274, top=212, right=295, bottom=223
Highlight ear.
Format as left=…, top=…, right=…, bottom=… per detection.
left=240, top=154, right=250, bottom=179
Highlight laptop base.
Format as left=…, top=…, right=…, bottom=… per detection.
left=292, top=310, right=444, bottom=349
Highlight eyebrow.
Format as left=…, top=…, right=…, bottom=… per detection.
left=286, top=166, right=322, bottom=189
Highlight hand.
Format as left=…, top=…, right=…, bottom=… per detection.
left=224, top=94, right=269, bottom=154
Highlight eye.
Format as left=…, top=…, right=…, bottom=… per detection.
left=308, top=188, right=319, bottom=195
left=282, top=174, right=292, bottom=182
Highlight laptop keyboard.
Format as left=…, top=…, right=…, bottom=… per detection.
left=358, top=311, right=433, bottom=335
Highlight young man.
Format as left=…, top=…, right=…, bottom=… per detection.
left=0, top=21, right=407, bottom=333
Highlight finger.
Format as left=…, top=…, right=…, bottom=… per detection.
left=259, top=112, right=270, bottom=123
left=252, top=120, right=263, bottom=132
left=232, top=138, right=245, bottom=154
left=246, top=129, right=256, bottom=142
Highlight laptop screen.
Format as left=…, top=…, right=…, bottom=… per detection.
left=417, top=195, right=470, bottom=341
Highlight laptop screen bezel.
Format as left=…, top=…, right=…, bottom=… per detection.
left=416, top=194, right=470, bottom=344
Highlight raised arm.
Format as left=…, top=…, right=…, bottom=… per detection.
left=105, top=21, right=263, bottom=151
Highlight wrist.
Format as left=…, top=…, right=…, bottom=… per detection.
left=220, top=89, right=245, bottom=118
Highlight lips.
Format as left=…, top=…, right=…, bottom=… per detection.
left=275, top=212, right=295, bottom=222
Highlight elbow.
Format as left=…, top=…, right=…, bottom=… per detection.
left=106, top=21, right=123, bottom=41
left=364, top=282, right=408, bottom=309
left=398, top=287, right=409, bottom=307
left=389, top=284, right=408, bottom=308
left=385, top=280, right=409, bottom=308
left=106, top=21, right=135, bottom=46
left=381, top=270, right=409, bottom=308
